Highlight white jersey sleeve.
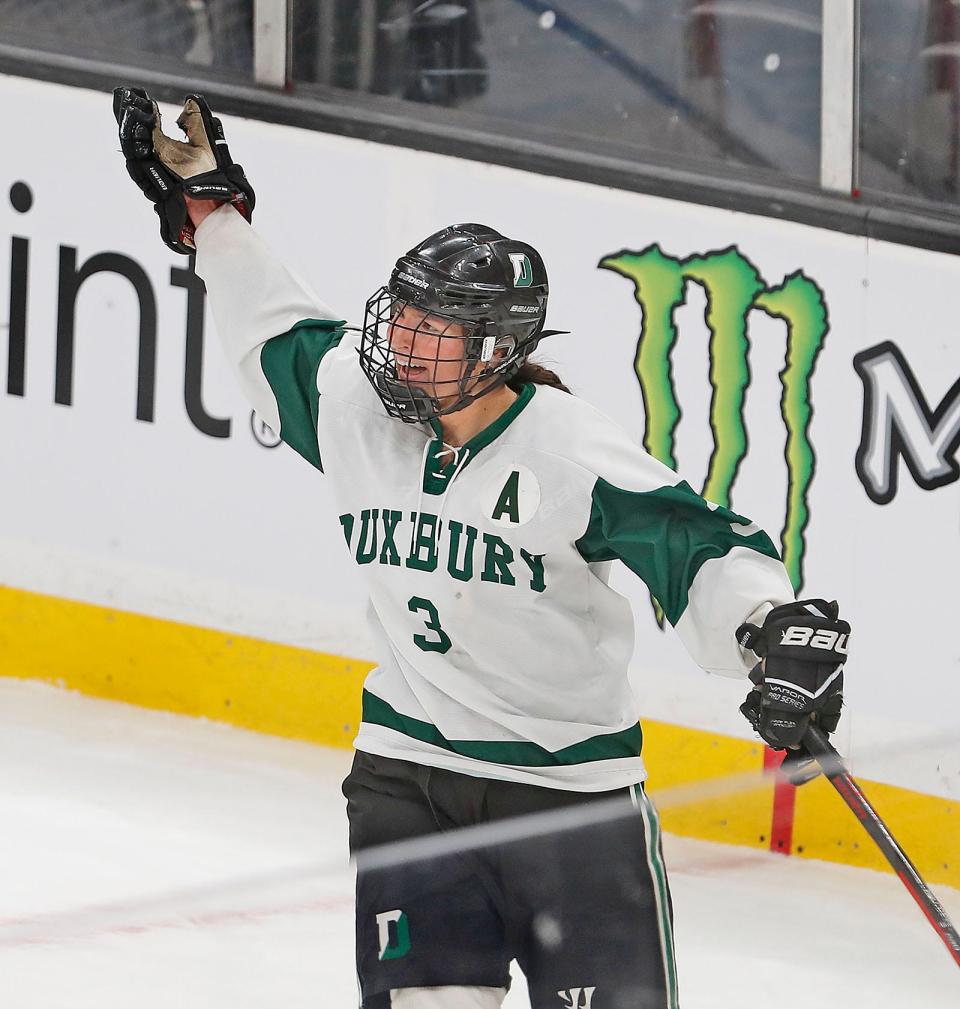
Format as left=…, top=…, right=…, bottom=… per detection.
left=193, top=205, right=347, bottom=470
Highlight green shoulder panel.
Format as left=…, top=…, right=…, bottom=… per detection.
left=259, top=318, right=345, bottom=471
left=575, top=478, right=781, bottom=626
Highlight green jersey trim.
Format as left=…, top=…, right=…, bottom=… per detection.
left=259, top=318, right=345, bottom=471
left=422, top=383, right=536, bottom=496
left=362, top=689, right=643, bottom=766
left=575, top=479, right=781, bottom=626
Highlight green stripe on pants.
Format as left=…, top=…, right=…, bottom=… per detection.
left=634, top=784, right=679, bottom=1008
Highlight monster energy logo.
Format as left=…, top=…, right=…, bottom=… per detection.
left=599, top=244, right=829, bottom=603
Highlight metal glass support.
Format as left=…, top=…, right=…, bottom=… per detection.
left=356, top=0, right=378, bottom=92
left=254, top=0, right=289, bottom=88
left=316, top=1, right=336, bottom=86
left=820, top=0, right=859, bottom=193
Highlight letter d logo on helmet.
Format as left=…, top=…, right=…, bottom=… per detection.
left=510, top=252, right=534, bottom=287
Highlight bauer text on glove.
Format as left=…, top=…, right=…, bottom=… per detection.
left=737, top=598, right=849, bottom=750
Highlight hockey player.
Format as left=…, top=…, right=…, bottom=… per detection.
left=113, top=88, right=850, bottom=1009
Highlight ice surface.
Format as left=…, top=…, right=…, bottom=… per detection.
left=0, top=679, right=957, bottom=1008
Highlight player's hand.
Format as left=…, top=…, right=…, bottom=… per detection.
left=112, top=86, right=256, bottom=254
left=737, top=598, right=849, bottom=758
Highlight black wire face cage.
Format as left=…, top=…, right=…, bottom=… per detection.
left=359, top=286, right=524, bottom=424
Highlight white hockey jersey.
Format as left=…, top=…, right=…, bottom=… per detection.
left=195, top=207, right=795, bottom=791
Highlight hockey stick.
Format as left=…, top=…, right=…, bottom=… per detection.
left=802, top=724, right=960, bottom=968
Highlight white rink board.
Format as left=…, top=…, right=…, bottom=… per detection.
left=1, top=74, right=958, bottom=799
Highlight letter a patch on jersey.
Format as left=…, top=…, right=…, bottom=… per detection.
left=493, top=470, right=521, bottom=522
left=485, top=465, right=541, bottom=526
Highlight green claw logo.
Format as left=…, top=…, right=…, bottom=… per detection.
left=600, top=244, right=829, bottom=616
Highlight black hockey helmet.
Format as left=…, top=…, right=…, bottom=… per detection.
left=359, top=223, right=554, bottom=423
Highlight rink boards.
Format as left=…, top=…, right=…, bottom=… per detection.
left=1, top=74, right=958, bottom=885
left=1, top=582, right=955, bottom=889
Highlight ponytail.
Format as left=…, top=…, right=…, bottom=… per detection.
left=508, top=358, right=571, bottom=395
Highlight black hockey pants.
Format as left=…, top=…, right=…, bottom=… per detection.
left=343, top=750, right=679, bottom=1008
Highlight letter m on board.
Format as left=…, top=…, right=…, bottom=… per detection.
left=854, top=341, right=960, bottom=504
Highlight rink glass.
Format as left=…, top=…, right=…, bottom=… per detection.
left=289, top=0, right=823, bottom=187
left=9, top=1, right=960, bottom=212
left=859, top=0, right=960, bottom=206
left=0, top=0, right=255, bottom=79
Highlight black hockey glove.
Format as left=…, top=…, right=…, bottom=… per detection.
left=738, top=599, right=849, bottom=757
left=113, top=86, right=255, bottom=254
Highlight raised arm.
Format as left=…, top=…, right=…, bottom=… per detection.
left=114, top=87, right=345, bottom=470
left=191, top=203, right=344, bottom=470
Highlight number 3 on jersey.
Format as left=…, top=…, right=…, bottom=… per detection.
left=407, top=596, right=452, bottom=654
